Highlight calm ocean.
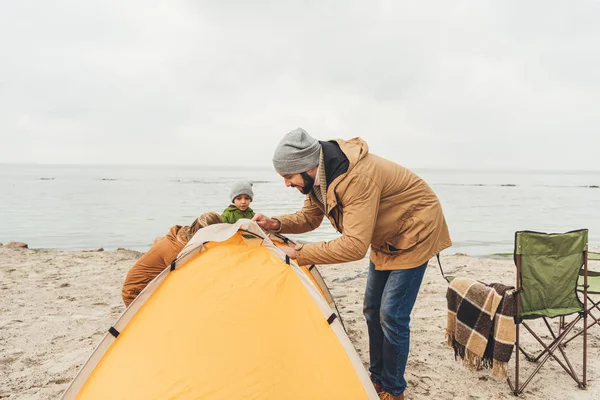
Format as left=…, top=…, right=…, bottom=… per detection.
left=1, top=164, right=598, bottom=255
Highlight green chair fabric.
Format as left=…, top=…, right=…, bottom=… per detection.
left=578, top=270, right=600, bottom=295
left=515, top=230, right=588, bottom=319
left=578, top=252, right=599, bottom=294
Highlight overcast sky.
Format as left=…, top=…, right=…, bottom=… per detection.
left=1, top=1, right=599, bottom=170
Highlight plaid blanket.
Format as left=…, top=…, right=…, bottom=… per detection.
left=446, top=278, right=516, bottom=377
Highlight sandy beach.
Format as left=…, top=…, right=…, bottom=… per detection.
left=1, top=245, right=599, bottom=400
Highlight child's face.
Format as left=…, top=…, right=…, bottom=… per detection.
left=233, top=194, right=252, bottom=211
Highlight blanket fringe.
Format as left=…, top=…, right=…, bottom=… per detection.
left=446, top=331, right=495, bottom=372
left=492, top=361, right=509, bottom=378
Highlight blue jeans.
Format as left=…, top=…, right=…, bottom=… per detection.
left=363, top=261, right=428, bottom=396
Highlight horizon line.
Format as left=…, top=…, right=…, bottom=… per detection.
left=1, top=162, right=599, bottom=174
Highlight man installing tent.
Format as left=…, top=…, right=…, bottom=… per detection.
left=253, top=128, right=451, bottom=400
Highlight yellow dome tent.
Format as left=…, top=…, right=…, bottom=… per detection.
left=61, top=220, right=378, bottom=399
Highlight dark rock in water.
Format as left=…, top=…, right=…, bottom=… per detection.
left=82, top=248, right=104, bottom=252
left=101, top=178, right=117, bottom=181
left=590, top=185, right=599, bottom=189
left=6, top=242, right=28, bottom=248
left=501, top=184, right=517, bottom=187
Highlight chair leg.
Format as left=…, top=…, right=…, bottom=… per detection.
left=524, top=319, right=582, bottom=383
left=541, top=318, right=580, bottom=382
left=509, top=318, right=580, bottom=395
left=509, top=320, right=521, bottom=395
left=583, top=251, right=588, bottom=388
left=563, top=309, right=599, bottom=346
left=519, top=320, right=581, bottom=392
left=529, top=317, right=579, bottom=364
left=519, top=345, right=536, bottom=362
left=583, top=309, right=588, bottom=388
left=563, top=296, right=600, bottom=347
left=527, top=317, right=562, bottom=362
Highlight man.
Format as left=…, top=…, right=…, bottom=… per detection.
left=253, top=128, right=451, bottom=400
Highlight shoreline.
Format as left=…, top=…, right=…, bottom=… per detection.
left=5, top=243, right=581, bottom=260
left=1, top=246, right=599, bottom=399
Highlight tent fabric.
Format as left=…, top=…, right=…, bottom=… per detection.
left=515, top=230, right=587, bottom=319
left=62, top=220, right=377, bottom=399
left=268, top=232, right=345, bottom=327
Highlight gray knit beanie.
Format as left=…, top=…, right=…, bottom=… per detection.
left=230, top=181, right=254, bottom=202
left=272, top=128, right=321, bottom=175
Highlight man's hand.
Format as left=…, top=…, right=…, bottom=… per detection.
left=279, top=245, right=297, bottom=260
left=252, top=213, right=281, bottom=231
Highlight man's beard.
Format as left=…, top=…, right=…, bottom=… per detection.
left=299, top=172, right=315, bottom=195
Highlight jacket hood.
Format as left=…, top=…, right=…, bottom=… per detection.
left=334, top=137, right=369, bottom=173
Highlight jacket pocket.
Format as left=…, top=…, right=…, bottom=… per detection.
left=384, top=217, right=425, bottom=253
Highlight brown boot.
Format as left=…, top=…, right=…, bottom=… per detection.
left=370, top=376, right=383, bottom=393
left=378, top=391, right=404, bottom=400
left=372, top=382, right=383, bottom=393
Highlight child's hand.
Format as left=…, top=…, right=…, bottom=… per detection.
left=252, top=213, right=280, bottom=231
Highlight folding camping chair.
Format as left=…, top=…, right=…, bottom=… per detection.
left=559, top=252, right=600, bottom=347
left=507, top=229, right=589, bottom=396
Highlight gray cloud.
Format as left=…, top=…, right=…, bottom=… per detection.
left=1, top=0, right=599, bottom=169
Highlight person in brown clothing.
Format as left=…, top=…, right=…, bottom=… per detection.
left=121, top=212, right=222, bottom=306
left=253, top=128, right=451, bottom=400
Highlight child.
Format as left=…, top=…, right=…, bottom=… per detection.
left=221, top=181, right=256, bottom=223
left=122, top=212, right=222, bottom=306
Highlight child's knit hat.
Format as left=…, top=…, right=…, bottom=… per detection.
left=230, top=181, right=254, bottom=202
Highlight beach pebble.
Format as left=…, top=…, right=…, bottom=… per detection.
left=6, top=242, right=28, bottom=248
